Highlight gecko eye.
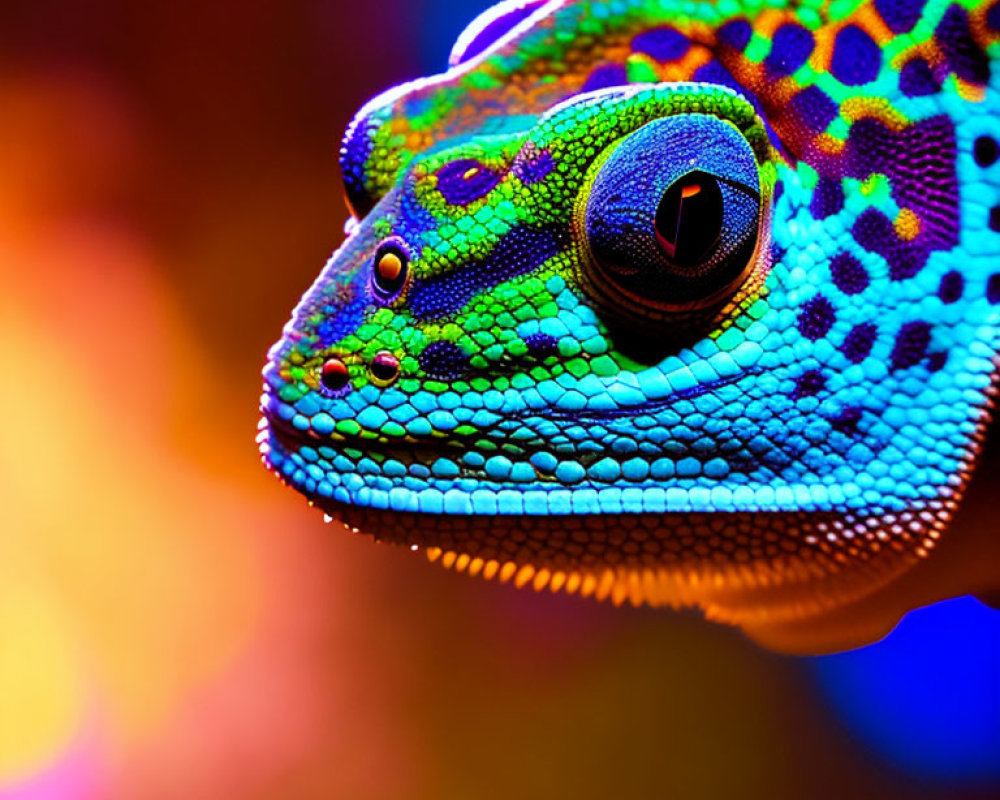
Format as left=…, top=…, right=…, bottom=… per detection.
left=371, top=241, right=409, bottom=302
left=582, top=114, right=762, bottom=320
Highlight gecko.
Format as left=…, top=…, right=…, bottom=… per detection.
left=259, top=0, right=1000, bottom=651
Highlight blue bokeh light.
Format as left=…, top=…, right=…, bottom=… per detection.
left=812, top=596, right=1000, bottom=783
left=420, top=0, right=503, bottom=70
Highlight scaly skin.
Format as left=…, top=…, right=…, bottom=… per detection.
left=259, top=0, right=1000, bottom=648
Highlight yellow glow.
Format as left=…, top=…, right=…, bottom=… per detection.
left=894, top=208, right=921, bottom=241
left=0, top=580, right=85, bottom=781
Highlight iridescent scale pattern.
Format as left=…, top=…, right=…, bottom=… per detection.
left=260, top=0, right=1000, bottom=626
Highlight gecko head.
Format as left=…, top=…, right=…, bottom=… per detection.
left=261, top=84, right=783, bottom=530
left=255, top=0, right=1000, bottom=647
left=260, top=15, right=999, bottom=626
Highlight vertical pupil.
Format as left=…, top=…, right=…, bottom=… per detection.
left=654, top=172, right=723, bottom=267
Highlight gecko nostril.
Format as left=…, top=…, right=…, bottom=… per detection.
left=320, top=357, right=350, bottom=392
left=369, top=351, right=400, bottom=386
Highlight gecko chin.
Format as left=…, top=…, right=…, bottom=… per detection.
left=260, top=393, right=954, bottom=641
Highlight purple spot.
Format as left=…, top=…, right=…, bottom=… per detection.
left=810, top=178, right=844, bottom=220
left=830, top=252, right=869, bottom=295
left=938, top=271, right=964, bottom=303
left=845, top=117, right=959, bottom=266
left=988, top=274, right=1000, bottom=304
left=792, top=369, right=826, bottom=399
left=340, top=114, right=379, bottom=217
left=632, top=27, right=690, bottom=61
left=409, top=226, right=564, bottom=320
left=512, top=142, right=554, bottom=184
left=765, top=24, right=814, bottom=77
left=831, top=25, right=882, bottom=85
left=717, top=19, right=752, bottom=50
left=451, top=0, right=547, bottom=64
left=436, top=159, right=502, bottom=205
left=525, top=333, right=558, bottom=359
left=990, top=206, right=1000, bottom=233
left=693, top=59, right=737, bottom=88
left=852, top=208, right=929, bottom=281
left=798, top=295, right=836, bottom=341
left=974, top=136, right=999, bottom=167
left=900, top=58, right=940, bottom=97
left=890, top=321, right=932, bottom=370
left=790, top=86, right=838, bottom=132
left=849, top=116, right=959, bottom=218
left=936, top=4, right=990, bottom=85
left=875, top=0, right=926, bottom=33
left=419, top=341, right=469, bottom=380
left=841, top=323, right=878, bottom=363
left=831, top=406, right=863, bottom=433
left=927, top=352, right=948, bottom=372
left=581, top=63, right=628, bottom=93
left=989, top=0, right=1000, bottom=33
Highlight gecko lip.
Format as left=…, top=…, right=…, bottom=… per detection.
left=260, top=367, right=763, bottom=491
left=260, top=404, right=494, bottom=467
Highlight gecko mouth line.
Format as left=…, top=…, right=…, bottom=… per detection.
left=260, top=367, right=760, bottom=474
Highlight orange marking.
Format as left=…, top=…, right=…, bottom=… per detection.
left=851, top=5, right=895, bottom=45
left=681, top=183, right=702, bottom=199
left=894, top=208, right=921, bottom=241
left=891, top=40, right=942, bottom=72
left=841, top=97, right=909, bottom=132
left=971, top=3, right=1000, bottom=45
left=661, top=46, right=714, bottom=82
left=754, top=8, right=795, bottom=38
left=956, top=79, right=987, bottom=103
left=815, top=133, right=846, bottom=156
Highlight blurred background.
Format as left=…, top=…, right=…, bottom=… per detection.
left=0, top=1, right=997, bottom=798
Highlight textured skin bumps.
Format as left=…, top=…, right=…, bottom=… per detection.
left=260, top=0, right=1000, bottom=643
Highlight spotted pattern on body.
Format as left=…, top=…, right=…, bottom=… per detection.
left=260, top=0, right=1000, bottom=629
